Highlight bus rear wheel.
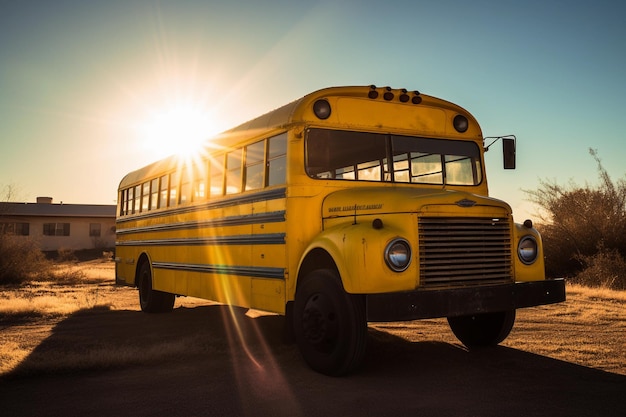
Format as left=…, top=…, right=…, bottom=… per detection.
left=293, top=269, right=367, bottom=376
left=447, top=310, right=516, bottom=348
left=138, top=262, right=175, bottom=313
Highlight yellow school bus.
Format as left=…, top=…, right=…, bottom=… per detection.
left=116, top=85, right=565, bottom=375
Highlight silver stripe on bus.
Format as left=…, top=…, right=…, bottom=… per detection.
left=152, top=262, right=285, bottom=279
left=115, top=233, right=286, bottom=247
left=116, top=211, right=285, bottom=235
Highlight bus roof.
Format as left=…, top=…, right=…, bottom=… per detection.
left=221, top=85, right=473, bottom=137
left=119, top=85, right=479, bottom=189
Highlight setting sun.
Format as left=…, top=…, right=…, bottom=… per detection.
left=137, top=100, right=219, bottom=159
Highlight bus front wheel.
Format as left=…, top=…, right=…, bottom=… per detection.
left=447, top=310, right=516, bottom=348
left=138, top=262, right=175, bottom=313
left=293, top=269, right=367, bottom=376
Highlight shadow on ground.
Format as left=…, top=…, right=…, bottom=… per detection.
left=1, top=304, right=624, bottom=417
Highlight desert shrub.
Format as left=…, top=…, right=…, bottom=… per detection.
left=572, top=246, right=626, bottom=290
left=57, top=247, right=78, bottom=262
left=0, top=234, right=50, bottom=285
left=525, top=149, right=626, bottom=289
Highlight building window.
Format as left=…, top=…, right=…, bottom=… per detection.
left=89, top=223, right=101, bottom=237
left=15, top=222, right=29, bottom=236
left=0, top=222, right=30, bottom=236
left=43, top=223, right=70, bottom=236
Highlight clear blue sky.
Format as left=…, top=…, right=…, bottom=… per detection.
left=1, top=0, right=624, bottom=220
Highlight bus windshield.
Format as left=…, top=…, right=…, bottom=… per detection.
left=305, top=128, right=482, bottom=186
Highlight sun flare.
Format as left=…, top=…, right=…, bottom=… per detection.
left=137, top=100, right=219, bottom=160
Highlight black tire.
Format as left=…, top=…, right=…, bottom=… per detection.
left=138, top=262, right=175, bottom=313
left=293, top=269, right=367, bottom=376
left=447, top=310, right=516, bottom=348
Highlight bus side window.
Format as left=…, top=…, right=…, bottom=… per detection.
left=192, top=161, right=207, bottom=201
left=226, top=149, right=243, bottom=195
left=142, top=182, right=150, bottom=212
left=268, top=133, right=286, bottom=186
left=245, top=140, right=265, bottom=191
left=120, top=189, right=127, bottom=216
left=127, top=187, right=134, bottom=214
left=150, top=178, right=159, bottom=210
left=159, top=175, right=168, bottom=208
left=133, top=185, right=141, bottom=214
left=210, top=156, right=225, bottom=197
left=180, top=168, right=191, bottom=205
left=169, top=172, right=179, bottom=207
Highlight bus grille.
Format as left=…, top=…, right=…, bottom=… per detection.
left=418, top=217, right=513, bottom=287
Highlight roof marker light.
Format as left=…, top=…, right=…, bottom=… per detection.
left=383, top=87, right=394, bottom=101
left=368, top=85, right=379, bottom=99
left=412, top=90, right=422, bottom=104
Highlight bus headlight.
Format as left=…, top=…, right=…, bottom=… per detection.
left=518, top=236, right=538, bottom=264
left=385, top=238, right=412, bottom=272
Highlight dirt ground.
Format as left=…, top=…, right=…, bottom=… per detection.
left=1, top=261, right=625, bottom=417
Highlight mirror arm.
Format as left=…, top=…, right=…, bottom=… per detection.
left=483, top=135, right=516, bottom=151
left=483, top=135, right=517, bottom=170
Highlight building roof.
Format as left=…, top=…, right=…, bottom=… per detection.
left=0, top=202, right=116, bottom=218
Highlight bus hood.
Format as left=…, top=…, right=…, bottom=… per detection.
left=322, top=187, right=512, bottom=219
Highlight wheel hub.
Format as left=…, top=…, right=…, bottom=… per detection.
left=302, top=293, right=337, bottom=351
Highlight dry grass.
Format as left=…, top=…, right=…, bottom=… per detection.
left=0, top=260, right=213, bottom=376
left=501, top=283, right=626, bottom=375
left=0, top=260, right=113, bottom=375
left=0, top=260, right=117, bottom=321
left=1, top=265, right=625, bottom=378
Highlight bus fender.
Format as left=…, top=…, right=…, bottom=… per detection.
left=135, top=251, right=153, bottom=286
left=298, top=222, right=416, bottom=294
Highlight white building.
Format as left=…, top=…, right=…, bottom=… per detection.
left=0, top=197, right=116, bottom=251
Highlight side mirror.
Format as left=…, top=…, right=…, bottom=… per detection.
left=503, top=138, right=516, bottom=169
